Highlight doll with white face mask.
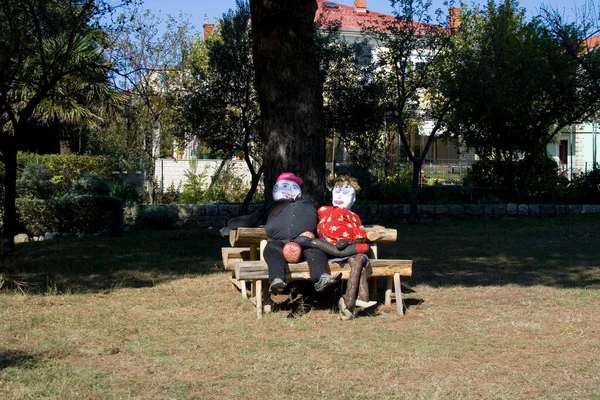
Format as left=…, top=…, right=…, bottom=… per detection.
left=317, top=176, right=376, bottom=319
left=223, top=172, right=341, bottom=296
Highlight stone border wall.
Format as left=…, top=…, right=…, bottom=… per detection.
left=124, top=203, right=600, bottom=229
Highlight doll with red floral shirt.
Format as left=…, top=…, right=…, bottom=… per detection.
left=294, top=176, right=377, bottom=320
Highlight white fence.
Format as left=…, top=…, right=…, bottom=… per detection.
left=154, top=158, right=254, bottom=190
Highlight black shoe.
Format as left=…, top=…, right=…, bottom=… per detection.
left=314, top=272, right=342, bottom=292
left=269, top=278, right=286, bottom=294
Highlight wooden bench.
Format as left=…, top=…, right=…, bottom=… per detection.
left=222, top=225, right=413, bottom=319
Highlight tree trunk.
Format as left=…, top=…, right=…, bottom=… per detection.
left=409, top=159, right=422, bottom=223
left=241, top=164, right=264, bottom=215
left=2, top=140, right=18, bottom=252
left=250, top=0, right=326, bottom=205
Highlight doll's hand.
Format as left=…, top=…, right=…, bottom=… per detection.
left=335, top=239, right=352, bottom=250
left=292, top=235, right=312, bottom=247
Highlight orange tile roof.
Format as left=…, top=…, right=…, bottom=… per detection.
left=584, top=35, right=600, bottom=51
left=316, top=0, right=432, bottom=33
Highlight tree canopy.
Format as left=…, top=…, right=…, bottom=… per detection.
left=442, top=0, right=600, bottom=199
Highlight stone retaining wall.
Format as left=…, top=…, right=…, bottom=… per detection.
left=124, top=203, right=600, bottom=229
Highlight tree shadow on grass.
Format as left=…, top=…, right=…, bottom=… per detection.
left=380, top=216, right=600, bottom=289
left=1, top=228, right=229, bottom=294
left=0, top=350, right=39, bottom=371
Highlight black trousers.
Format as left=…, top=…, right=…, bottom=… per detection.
left=263, top=241, right=328, bottom=284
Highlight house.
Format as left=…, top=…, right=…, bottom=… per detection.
left=545, top=35, right=600, bottom=179
left=315, top=0, right=475, bottom=178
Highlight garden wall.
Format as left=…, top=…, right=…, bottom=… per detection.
left=124, top=203, right=600, bottom=229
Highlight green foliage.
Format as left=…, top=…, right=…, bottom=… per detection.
left=16, top=195, right=123, bottom=237
left=152, top=181, right=181, bottom=205
left=69, top=175, right=111, bottom=196
left=568, top=169, right=600, bottom=204
left=17, top=153, right=113, bottom=197
left=184, top=0, right=262, bottom=166
left=56, top=195, right=123, bottom=235
left=464, top=155, right=571, bottom=203
left=16, top=199, right=60, bottom=237
left=16, top=163, right=56, bottom=200
left=443, top=0, right=600, bottom=195
left=179, top=168, right=207, bottom=204
left=111, top=181, right=142, bottom=204
left=138, top=205, right=178, bottom=229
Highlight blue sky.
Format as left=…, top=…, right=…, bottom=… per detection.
left=139, top=0, right=583, bottom=28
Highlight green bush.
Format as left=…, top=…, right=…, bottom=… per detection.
left=16, top=163, right=56, bottom=199
left=138, top=205, right=178, bottom=229
left=179, top=169, right=207, bottom=204
left=153, top=181, right=181, bottom=204
left=16, top=195, right=123, bottom=237
left=55, top=195, right=123, bottom=235
left=17, top=152, right=114, bottom=196
left=568, top=168, right=600, bottom=204
left=69, top=174, right=111, bottom=196
left=111, top=181, right=142, bottom=204
left=463, top=155, right=564, bottom=203
left=204, top=164, right=249, bottom=203
left=16, top=198, right=60, bottom=237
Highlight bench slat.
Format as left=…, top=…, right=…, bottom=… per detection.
left=221, top=247, right=252, bottom=271
left=229, top=225, right=398, bottom=247
left=235, top=259, right=412, bottom=280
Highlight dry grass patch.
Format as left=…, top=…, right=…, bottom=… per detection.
left=1, top=216, right=600, bottom=399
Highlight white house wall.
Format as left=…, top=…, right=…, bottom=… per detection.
left=154, top=159, right=254, bottom=191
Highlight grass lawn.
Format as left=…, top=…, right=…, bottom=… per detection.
left=1, top=215, right=600, bottom=399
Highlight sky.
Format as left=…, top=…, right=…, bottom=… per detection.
left=138, top=0, right=583, bottom=30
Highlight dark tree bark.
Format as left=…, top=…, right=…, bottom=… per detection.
left=249, top=0, right=326, bottom=205
left=1, top=137, right=18, bottom=252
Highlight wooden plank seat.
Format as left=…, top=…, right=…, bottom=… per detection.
left=235, top=258, right=412, bottom=319
left=221, top=247, right=253, bottom=297
left=229, top=225, right=398, bottom=247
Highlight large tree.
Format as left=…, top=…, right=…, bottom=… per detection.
left=367, top=0, right=458, bottom=220
left=443, top=0, right=600, bottom=200
left=316, top=17, right=387, bottom=176
left=0, top=0, right=121, bottom=251
left=249, top=0, right=326, bottom=204
left=185, top=0, right=263, bottom=213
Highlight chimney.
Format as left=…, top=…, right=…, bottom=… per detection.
left=354, top=0, right=367, bottom=13
left=449, top=8, right=461, bottom=34
left=203, top=23, right=214, bottom=40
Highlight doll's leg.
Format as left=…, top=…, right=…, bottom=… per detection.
left=343, top=255, right=363, bottom=309
left=263, top=241, right=287, bottom=293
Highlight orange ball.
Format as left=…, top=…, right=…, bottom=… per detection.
left=300, top=231, right=315, bottom=238
left=283, top=242, right=303, bottom=263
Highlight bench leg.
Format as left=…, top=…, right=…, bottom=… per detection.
left=385, top=276, right=393, bottom=306
left=393, top=272, right=404, bottom=316
left=369, top=275, right=377, bottom=302
left=240, top=280, right=248, bottom=299
left=256, top=280, right=263, bottom=319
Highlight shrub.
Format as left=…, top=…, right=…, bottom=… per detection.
left=568, top=168, right=600, bottom=204
left=69, top=174, right=111, bottom=196
left=154, top=181, right=181, bottom=204
left=204, top=164, right=249, bottom=203
left=138, top=205, right=178, bottom=229
left=16, top=163, right=56, bottom=200
left=17, top=152, right=113, bottom=196
left=16, top=198, right=60, bottom=237
left=55, top=195, right=123, bottom=235
left=179, top=169, right=207, bottom=204
left=111, top=181, right=142, bottom=204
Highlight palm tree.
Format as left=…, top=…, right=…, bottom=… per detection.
left=0, top=0, right=120, bottom=252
